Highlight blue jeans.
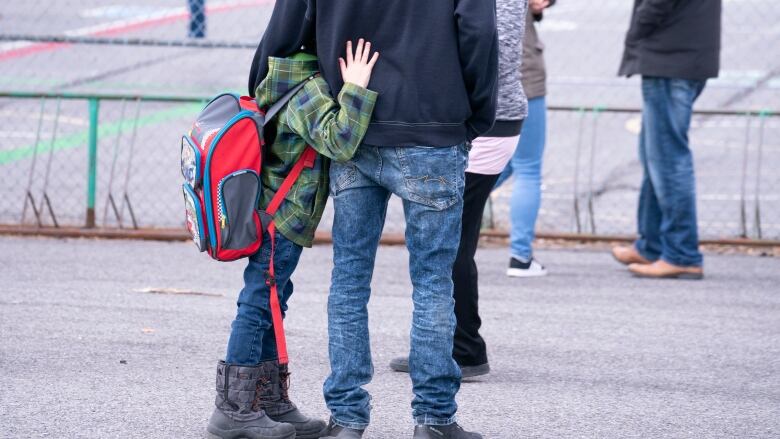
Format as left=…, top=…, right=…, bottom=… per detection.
left=324, top=145, right=468, bottom=429
left=635, top=77, right=706, bottom=267
left=225, top=230, right=303, bottom=364
left=495, top=96, right=547, bottom=261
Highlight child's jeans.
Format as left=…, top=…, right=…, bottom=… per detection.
left=225, top=229, right=303, bottom=365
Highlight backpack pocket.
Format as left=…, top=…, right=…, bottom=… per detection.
left=217, top=169, right=261, bottom=250
left=182, top=183, right=207, bottom=252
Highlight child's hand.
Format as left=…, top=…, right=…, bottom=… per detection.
left=339, top=39, right=379, bottom=89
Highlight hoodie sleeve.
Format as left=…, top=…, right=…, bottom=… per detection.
left=454, top=0, right=500, bottom=141
left=283, top=79, right=378, bottom=162
left=248, top=0, right=315, bottom=96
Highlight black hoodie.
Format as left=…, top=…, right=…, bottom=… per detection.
left=249, top=0, right=498, bottom=147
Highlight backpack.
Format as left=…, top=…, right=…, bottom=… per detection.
left=179, top=79, right=314, bottom=364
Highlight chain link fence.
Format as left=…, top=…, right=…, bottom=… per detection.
left=0, top=1, right=778, bottom=241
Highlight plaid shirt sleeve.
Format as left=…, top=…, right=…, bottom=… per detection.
left=283, top=79, right=378, bottom=162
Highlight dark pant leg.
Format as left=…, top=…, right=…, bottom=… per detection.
left=452, top=172, right=500, bottom=367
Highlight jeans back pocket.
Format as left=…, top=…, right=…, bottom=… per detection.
left=397, top=145, right=465, bottom=211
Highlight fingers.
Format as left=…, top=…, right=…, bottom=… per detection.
left=362, top=41, right=372, bottom=63
left=367, top=51, right=380, bottom=69
left=346, top=40, right=354, bottom=66
left=343, top=39, right=379, bottom=81
left=355, top=39, right=365, bottom=64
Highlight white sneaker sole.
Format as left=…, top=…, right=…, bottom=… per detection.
left=506, top=267, right=548, bottom=278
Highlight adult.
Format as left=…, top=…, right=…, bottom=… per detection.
left=250, top=1, right=499, bottom=438
left=612, top=0, right=721, bottom=279
left=390, top=0, right=529, bottom=379
left=494, top=0, right=556, bottom=277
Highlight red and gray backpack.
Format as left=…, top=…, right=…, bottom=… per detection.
left=179, top=79, right=313, bottom=364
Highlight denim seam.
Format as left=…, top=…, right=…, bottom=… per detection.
left=375, top=146, right=383, bottom=183
left=247, top=323, right=261, bottom=364
left=413, top=414, right=457, bottom=426
left=331, top=416, right=369, bottom=431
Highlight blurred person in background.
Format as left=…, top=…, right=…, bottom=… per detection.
left=390, top=0, right=529, bottom=380
left=188, top=0, right=206, bottom=38
left=495, top=0, right=556, bottom=278
left=612, top=0, right=721, bottom=279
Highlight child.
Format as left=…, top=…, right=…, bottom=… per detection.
left=207, top=40, right=380, bottom=439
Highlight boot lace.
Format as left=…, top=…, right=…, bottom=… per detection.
left=279, top=369, right=292, bottom=404
left=251, top=375, right=274, bottom=411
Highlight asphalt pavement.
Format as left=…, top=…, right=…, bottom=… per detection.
left=1, top=236, right=778, bottom=438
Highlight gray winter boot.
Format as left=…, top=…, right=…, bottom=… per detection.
left=255, top=359, right=328, bottom=439
left=206, top=361, right=297, bottom=439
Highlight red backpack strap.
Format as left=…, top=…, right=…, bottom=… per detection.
left=265, top=146, right=317, bottom=215
left=265, top=221, right=289, bottom=363
left=262, top=145, right=317, bottom=365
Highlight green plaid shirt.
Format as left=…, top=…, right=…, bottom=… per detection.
left=255, top=57, right=378, bottom=247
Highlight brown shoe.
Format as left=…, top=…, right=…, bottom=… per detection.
left=628, top=260, right=703, bottom=280
left=611, top=245, right=652, bottom=265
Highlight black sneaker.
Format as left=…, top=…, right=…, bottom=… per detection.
left=389, top=357, right=490, bottom=378
left=413, top=423, right=483, bottom=439
left=506, top=256, right=548, bottom=278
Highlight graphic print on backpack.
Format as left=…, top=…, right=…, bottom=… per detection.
left=181, top=136, right=201, bottom=188
left=183, top=183, right=207, bottom=252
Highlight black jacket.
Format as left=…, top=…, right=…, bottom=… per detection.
left=619, top=0, right=721, bottom=80
left=249, top=0, right=499, bottom=146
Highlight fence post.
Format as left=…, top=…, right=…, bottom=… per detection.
left=86, top=98, right=99, bottom=228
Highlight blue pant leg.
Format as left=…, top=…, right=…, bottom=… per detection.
left=225, top=231, right=302, bottom=365
left=388, top=145, right=467, bottom=425
left=323, top=148, right=390, bottom=430
left=259, top=239, right=303, bottom=361
left=509, top=96, right=546, bottom=260
left=638, top=77, right=705, bottom=267
left=635, top=115, right=664, bottom=261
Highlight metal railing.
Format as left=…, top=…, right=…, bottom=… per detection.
left=0, top=90, right=777, bottom=244
left=2, top=91, right=208, bottom=230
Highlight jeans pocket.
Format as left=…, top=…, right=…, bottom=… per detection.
left=397, top=145, right=462, bottom=211
left=329, top=160, right=357, bottom=195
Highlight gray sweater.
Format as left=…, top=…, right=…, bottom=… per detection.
left=485, top=0, right=529, bottom=137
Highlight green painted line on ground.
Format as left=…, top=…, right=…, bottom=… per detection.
left=0, top=102, right=202, bottom=165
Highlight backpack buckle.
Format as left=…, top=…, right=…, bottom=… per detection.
left=264, top=270, right=276, bottom=287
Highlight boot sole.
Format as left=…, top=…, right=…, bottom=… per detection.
left=461, top=363, right=491, bottom=379
left=205, top=427, right=296, bottom=439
